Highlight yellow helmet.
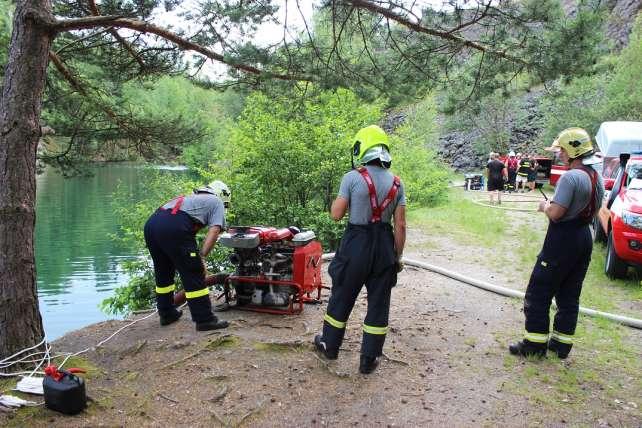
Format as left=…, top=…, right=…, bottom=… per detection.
left=546, top=127, right=594, bottom=159
left=352, top=125, right=390, bottom=162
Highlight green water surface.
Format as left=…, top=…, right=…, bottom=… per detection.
left=35, top=163, right=183, bottom=339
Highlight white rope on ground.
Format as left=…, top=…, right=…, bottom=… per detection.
left=470, top=198, right=539, bottom=212
left=0, top=307, right=164, bottom=377
left=0, top=337, right=46, bottom=365
left=321, top=253, right=642, bottom=329
left=55, top=308, right=163, bottom=370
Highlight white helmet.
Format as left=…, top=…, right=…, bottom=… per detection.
left=360, top=145, right=392, bottom=167
left=195, top=180, right=231, bottom=207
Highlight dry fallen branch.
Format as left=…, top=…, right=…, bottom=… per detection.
left=209, top=409, right=230, bottom=427
left=234, top=399, right=268, bottom=427
left=131, top=308, right=155, bottom=315
left=311, top=353, right=350, bottom=378
left=161, top=335, right=237, bottom=369
left=132, top=339, right=147, bottom=355
left=383, top=353, right=410, bottom=366
left=158, top=393, right=179, bottom=404
left=209, top=386, right=229, bottom=403
left=253, top=323, right=294, bottom=330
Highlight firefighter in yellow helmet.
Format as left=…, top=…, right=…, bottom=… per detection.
left=143, top=181, right=231, bottom=331
left=314, top=125, right=407, bottom=374
left=509, top=128, right=604, bottom=359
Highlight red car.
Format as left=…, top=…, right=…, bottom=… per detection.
left=594, top=153, right=642, bottom=278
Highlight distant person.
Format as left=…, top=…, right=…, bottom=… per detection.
left=527, top=155, right=539, bottom=192
left=505, top=151, right=519, bottom=192
left=486, top=152, right=507, bottom=204
left=143, top=181, right=231, bottom=331
left=516, top=153, right=530, bottom=192
left=509, top=128, right=604, bottom=359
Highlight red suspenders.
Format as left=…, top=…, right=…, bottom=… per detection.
left=357, top=167, right=401, bottom=223
left=159, top=195, right=203, bottom=232
left=577, top=167, right=598, bottom=222
left=159, top=195, right=185, bottom=215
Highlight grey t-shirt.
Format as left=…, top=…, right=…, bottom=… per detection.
left=338, top=165, right=406, bottom=225
left=552, top=168, right=604, bottom=222
left=162, top=193, right=226, bottom=228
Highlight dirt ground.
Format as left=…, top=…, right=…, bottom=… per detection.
left=2, top=220, right=642, bottom=427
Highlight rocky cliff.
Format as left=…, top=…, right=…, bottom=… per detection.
left=435, top=2, right=641, bottom=171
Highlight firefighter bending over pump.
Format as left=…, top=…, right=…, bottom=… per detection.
left=314, top=125, right=407, bottom=374
left=509, top=128, right=604, bottom=359
left=144, top=180, right=232, bottom=331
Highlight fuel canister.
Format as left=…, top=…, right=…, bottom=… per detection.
left=43, top=370, right=87, bottom=415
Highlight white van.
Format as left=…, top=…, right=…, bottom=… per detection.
left=596, top=121, right=642, bottom=181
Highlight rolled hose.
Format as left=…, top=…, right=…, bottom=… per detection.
left=321, top=253, right=642, bottom=330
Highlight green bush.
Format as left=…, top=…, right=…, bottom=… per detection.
left=103, top=89, right=451, bottom=313
left=206, top=87, right=384, bottom=250
left=393, top=95, right=450, bottom=207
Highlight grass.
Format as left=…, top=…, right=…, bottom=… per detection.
left=409, top=188, right=642, bottom=423
left=408, top=188, right=508, bottom=247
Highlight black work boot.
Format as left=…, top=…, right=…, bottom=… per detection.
left=196, top=317, right=229, bottom=331
left=508, top=339, right=547, bottom=358
left=359, top=355, right=380, bottom=374
left=548, top=338, right=572, bottom=359
left=313, top=335, right=338, bottom=360
left=159, top=309, right=182, bottom=326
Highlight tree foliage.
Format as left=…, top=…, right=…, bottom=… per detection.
left=210, top=87, right=382, bottom=249
left=103, top=87, right=450, bottom=314
left=0, top=0, right=616, bottom=356
left=539, top=15, right=642, bottom=146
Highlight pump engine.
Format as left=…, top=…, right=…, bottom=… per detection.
left=218, top=226, right=323, bottom=314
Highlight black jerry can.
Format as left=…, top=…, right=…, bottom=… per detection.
left=43, top=373, right=87, bottom=415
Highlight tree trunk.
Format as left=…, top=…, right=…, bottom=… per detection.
left=0, top=0, right=53, bottom=360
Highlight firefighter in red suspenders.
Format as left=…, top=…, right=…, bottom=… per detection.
left=509, top=128, right=604, bottom=358
left=314, top=125, right=407, bottom=374
left=143, top=181, right=231, bottom=331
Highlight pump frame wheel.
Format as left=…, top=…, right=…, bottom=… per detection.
left=605, top=230, right=627, bottom=279
left=592, top=216, right=607, bottom=243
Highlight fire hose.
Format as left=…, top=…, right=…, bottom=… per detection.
left=321, top=254, right=642, bottom=330
left=3, top=252, right=640, bottom=378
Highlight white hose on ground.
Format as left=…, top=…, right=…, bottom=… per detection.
left=470, top=199, right=538, bottom=212
left=322, top=253, right=642, bottom=330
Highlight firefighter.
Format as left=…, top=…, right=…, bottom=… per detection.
left=505, top=151, right=519, bottom=192
left=314, top=125, right=406, bottom=374
left=509, top=128, right=604, bottom=358
left=516, top=153, right=530, bottom=192
left=143, top=180, right=231, bottom=331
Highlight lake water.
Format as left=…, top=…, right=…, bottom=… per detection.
left=35, top=164, right=182, bottom=340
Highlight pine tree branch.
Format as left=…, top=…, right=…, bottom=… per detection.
left=48, top=51, right=131, bottom=130
left=53, top=16, right=310, bottom=81
left=344, top=0, right=529, bottom=66
left=86, top=0, right=147, bottom=71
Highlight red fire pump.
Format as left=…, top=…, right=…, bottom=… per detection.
left=216, top=226, right=323, bottom=315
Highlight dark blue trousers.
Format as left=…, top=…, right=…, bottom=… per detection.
left=322, top=222, right=398, bottom=357
left=524, top=219, right=592, bottom=338
left=144, top=209, right=214, bottom=323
